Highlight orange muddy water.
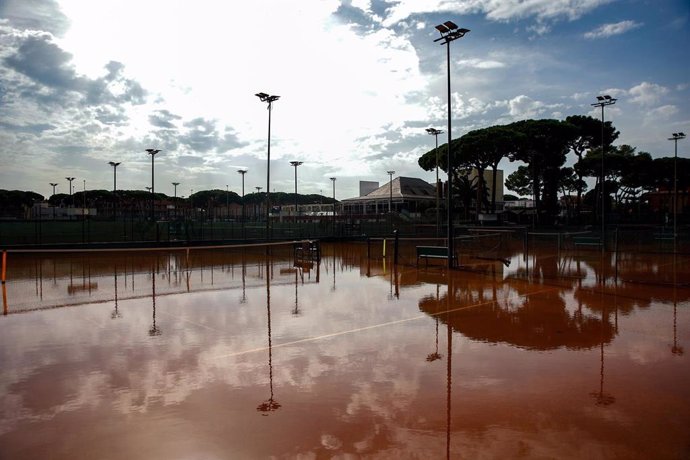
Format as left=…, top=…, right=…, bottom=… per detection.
left=0, top=242, right=689, bottom=459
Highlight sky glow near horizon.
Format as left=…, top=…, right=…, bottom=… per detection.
left=0, top=0, right=688, bottom=200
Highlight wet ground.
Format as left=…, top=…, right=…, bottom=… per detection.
left=1, top=241, right=689, bottom=459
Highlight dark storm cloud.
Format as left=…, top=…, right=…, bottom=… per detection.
left=84, top=60, right=146, bottom=105
left=4, top=33, right=82, bottom=90
left=3, top=32, right=146, bottom=110
left=179, top=117, right=219, bottom=153
left=217, top=130, right=246, bottom=151
left=0, top=0, right=70, bottom=36
left=149, top=110, right=180, bottom=129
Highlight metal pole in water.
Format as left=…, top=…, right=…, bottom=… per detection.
left=1, top=250, right=6, bottom=284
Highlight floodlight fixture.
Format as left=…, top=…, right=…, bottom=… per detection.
left=669, top=132, right=687, bottom=252
left=426, top=128, right=444, bottom=236
left=108, top=161, right=121, bottom=192
left=145, top=148, right=160, bottom=221
left=433, top=21, right=469, bottom=267
left=256, top=92, right=280, bottom=239
left=290, top=161, right=303, bottom=219
left=591, top=95, right=617, bottom=251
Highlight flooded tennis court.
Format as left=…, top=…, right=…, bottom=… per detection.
left=1, top=240, right=689, bottom=459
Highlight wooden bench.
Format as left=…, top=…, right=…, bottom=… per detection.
left=416, top=246, right=457, bottom=267
left=572, top=236, right=602, bottom=248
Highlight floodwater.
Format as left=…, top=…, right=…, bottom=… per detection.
left=0, top=241, right=689, bottom=459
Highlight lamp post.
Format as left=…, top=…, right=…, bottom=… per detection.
left=65, top=177, right=75, bottom=219
left=50, top=183, right=58, bottom=196
left=387, top=171, right=395, bottom=213
left=669, top=132, right=686, bottom=251
left=108, top=161, right=121, bottom=192
left=238, top=170, right=247, bottom=223
left=434, top=21, right=469, bottom=268
left=426, top=127, right=444, bottom=237
left=145, top=148, right=160, bottom=221
left=290, top=161, right=303, bottom=221
left=109, top=161, right=121, bottom=221
left=255, top=92, right=280, bottom=239
left=591, top=95, right=616, bottom=251
left=256, top=186, right=263, bottom=222
left=226, top=184, right=229, bottom=221
left=172, top=182, right=180, bottom=220
left=330, top=177, right=336, bottom=234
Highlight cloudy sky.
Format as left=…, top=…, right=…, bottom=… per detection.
left=1, top=0, right=688, bottom=200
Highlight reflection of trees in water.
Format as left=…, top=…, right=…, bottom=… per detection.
left=418, top=275, right=615, bottom=350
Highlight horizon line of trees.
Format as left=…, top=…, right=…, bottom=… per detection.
left=418, top=115, right=689, bottom=225
left=0, top=188, right=337, bottom=219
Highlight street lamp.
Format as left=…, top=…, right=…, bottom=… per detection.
left=108, top=161, right=121, bottom=192
left=256, top=92, right=280, bottom=239
left=145, top=148, right=160, bottom=221
left=387, top=170, right=395, bottom=213
left=434, top=21, right=470, bottom=269
left=226, top=184, right=229, bottom=221
left=669, top=132, right=686, bottom=250
left=330, top=177, right=336, bottom=233
left=426, top=127, right=444, bottom=237
left=238, top=170, right=247, bottom=223
left=255, top=186, right=263, bottom=222
left=290, top=161, right=303, bottom=220
left=591, top=95, right=617, bottom=251
left=50, top=183, right=58, bottom=196
left=65, top=177, right=75, bottom=218
left=172, top=182, right=180, bottom=220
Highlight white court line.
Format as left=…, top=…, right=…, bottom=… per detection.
left=212, top=286, right=558, bottom=360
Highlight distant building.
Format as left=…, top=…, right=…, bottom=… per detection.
left=342, top=177, right=437, bottom=217
left=359, top=181, right=379, bottom=197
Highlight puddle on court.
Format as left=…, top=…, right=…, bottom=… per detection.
left=1, top=242, right=689, bottom=459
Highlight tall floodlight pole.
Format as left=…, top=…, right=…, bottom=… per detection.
left=387, top=171, right=395, bottom=213
left=108, top=162, right=121, bottom=220
left=172, top=182, right=180, bottom=220
left=669, top=132, right=686, bottom=252
left=426, top=127, right=444, bottom=237
left=255, top=186, right=263, bottom=222
left=330, top=177, right=336, bottom=234
left=238, top=170, right=247, bottom=222
left=145, top=149, right=160, bottom=221
left=591, top=95, right=616, bottom=251
left=226, top=184, right=229, bottom=220
left=50, top=182, right=58, bottom=219
left=65, top=177, right=75, bottom=219
left=255, top=92, right=280, bottom=239
left=434, top=21, right=469, bottom=268
left=290, top=161, right=303, bottom=220
left=108, top=161, right=121, bottom=192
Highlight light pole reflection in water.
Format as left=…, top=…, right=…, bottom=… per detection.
left=590, top=305, right=614, bottom=406
left=111, top=265, right=121, bottom=319
left=672, top=255, right=683, bottom=356
left=258, top=259, right=281, bottom=415
left=149, top=265, right=161, bottom=337
left=446, top=275, right=454, bottom=459
left=427, top=286, right=443, bottom=362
